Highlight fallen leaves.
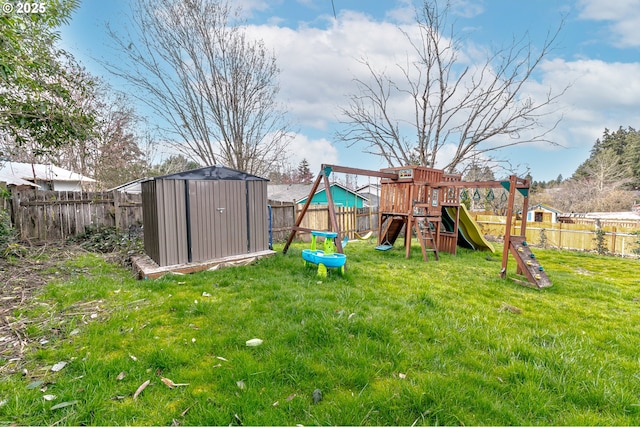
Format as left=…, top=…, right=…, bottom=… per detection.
left=160, top=377, right=190, bottom=389
left=26, top=380, right=44, bottom=390
left=50, top=400, right=79, bottom=410
left=133, top=379, right=150, bottom=400
left=246, top=338, right=263, bottom=347
left=312, top=388, right=323, bottom=404
left=50, top=361, right=67, bottom=372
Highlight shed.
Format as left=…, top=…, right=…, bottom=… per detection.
left=527, top=204, right=562, bottom=223
left=141, top=165, right=271, bottom=267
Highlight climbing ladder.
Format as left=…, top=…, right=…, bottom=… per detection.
left=414, top=217, right=440, bottom=261
left=507, top=236, right=552, bottom=288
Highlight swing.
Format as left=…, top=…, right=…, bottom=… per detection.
left=355, top=230, right=373, bottom=240
left=376, top=239, right=394, bottom=251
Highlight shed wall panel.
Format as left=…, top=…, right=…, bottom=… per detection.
left=158, top=179, right=188, bottom=266
left=189, top=180, right=248, bottom=262
left=247, top=181, right=269, bottom=252
left=141, top=180, right=159, bottom=263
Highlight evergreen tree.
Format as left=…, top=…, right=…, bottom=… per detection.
left=296, top=159, right=314, bottom=184
left=573, top=127, right=639, bottom=189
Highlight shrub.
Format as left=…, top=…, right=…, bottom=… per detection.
left=70, top=224, right=144, bottom=262
left=0, top=208, right=17, bottom=256
left=539, top=228, right=548, bottom=248
left=593, top=227, right=608, bottom=255
left=632, top=231, right=640, bottom=256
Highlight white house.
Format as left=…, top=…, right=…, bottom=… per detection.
left=0, top=161, right=96, bottom=191
left=108, top=178, right=147, bottom=194
left=526, top=204, right=563, bottom=223
left=356, top=183, right=381, bottom=207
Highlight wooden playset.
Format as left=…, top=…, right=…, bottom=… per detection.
left=283, top=164, right=551, bottom=288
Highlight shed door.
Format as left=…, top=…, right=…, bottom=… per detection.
left=189, top=180, right=247, bottom=262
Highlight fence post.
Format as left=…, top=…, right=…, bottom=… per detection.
left=611, top=226, right=617, bottom=254
left=113, top=190, right=121, bottom=230
left=558, top=221, right=562, bottom=249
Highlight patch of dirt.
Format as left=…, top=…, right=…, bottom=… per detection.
left=0, top=244, right=93, bottom=374
left=573, top=267, right=594, bottom=276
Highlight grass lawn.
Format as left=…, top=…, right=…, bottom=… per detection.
left=1, top=240, right=639, bottom=425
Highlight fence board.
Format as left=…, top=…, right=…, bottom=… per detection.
left=473, top=215, right=639, bottom=257
left=8, top=188, right=143, bottom=242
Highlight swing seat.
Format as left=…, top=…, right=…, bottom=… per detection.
left=375, top=244, right=393, bottom=251
left=354, top=231, right=373, bottom=240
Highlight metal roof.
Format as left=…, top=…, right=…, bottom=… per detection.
left=0, top=161, right=96, bottom=183
left=152, top=165, right=268, bottom=181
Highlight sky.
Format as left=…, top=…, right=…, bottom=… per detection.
left=58, top=0, right=640, bottom=182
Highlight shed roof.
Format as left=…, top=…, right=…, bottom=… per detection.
left=152, top=165, right=268, bottom=181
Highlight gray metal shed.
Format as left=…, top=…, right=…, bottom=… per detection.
left=141, top=165, right=269, bottom=267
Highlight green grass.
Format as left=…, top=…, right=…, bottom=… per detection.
left=1, top=241, right=640, bottom=425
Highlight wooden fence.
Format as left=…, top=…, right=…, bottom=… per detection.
left=268, top=202, right=379, bottom=242
left=8, top=187, right=636, bottom=256
left=474, top=215, right=640, bottom=257
left=5, top=189, right=379, bottom=244
left=8, top=188, right=142, bottom=242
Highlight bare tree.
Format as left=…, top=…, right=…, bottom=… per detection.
left=337, top=0, right=567, bottom=173
left=104, top=0, right=291, bottom=176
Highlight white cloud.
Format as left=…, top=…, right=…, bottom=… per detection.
left=243, top=2, right=640, bottom=180
left=285, top=133, right=339, bottom=173
left=246, top=13, right=418, bottom=130
left=577, top=0, right=640, bottom=47
left=450, top=0, right=485, bottom=18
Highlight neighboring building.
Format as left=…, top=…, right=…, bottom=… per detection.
left=0, top=161, right=96, bottom=191
left=268, top=182, right=368, bottom=207
left=267, top=184, right=315, bottom=204
left=527, top=204, right=562, bottom=223
left=356, top=183, right=380, bottom=207
left=0, top=169, right=39, bottom=189
left=559, top=211, right=640, bottom=222
left=108, top=178, right=146, bottom=194
left=297, top=182, right=367, bottom=208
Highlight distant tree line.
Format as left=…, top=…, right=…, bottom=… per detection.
left=530, top=127, right=639, bottom=213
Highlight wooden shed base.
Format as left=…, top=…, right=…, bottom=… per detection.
left=131, top=250, right=277, bottom=280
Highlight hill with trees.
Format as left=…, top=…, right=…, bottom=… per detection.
left=530, top=127, right=639, bottom=213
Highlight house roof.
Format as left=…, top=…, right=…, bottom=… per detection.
left=0, top=169, right=40, bottom=188
left=297, top=182, right=367, bottom=204
left=107, top=178, right=147, bottom=194
left=356, top=183, right=381, bottom=194
left=528, top=203, right=563, bottom=214
left=560, top=212, right=640, bottom=221
left=268, top=183, right=314, bottom=203
left=0, top=161, right=96, bottom=184
left=153, top=165, right=267, bottom=181
left=268, top=182, right=369, bottom=204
